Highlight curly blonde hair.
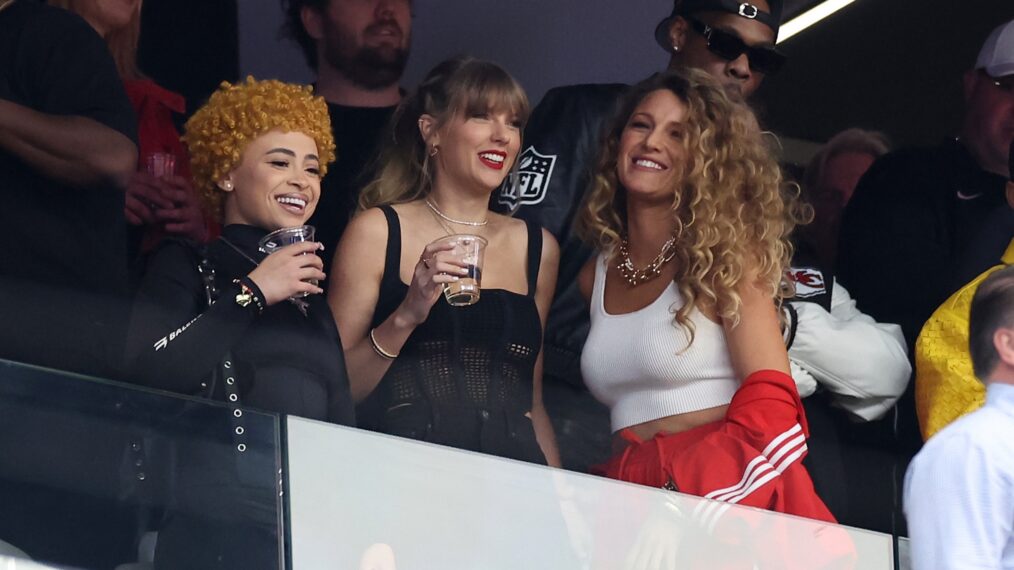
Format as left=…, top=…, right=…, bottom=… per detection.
left=577, top=69, right=808, bottom=344
left=182, top=77, right=336, bottom=218
left=358, top=56, right=529, bottom=210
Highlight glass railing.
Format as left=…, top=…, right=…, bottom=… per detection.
left=0, top=358, right=903, bottom=569
left=286, top=416, right=897, bottom=569
left=0, top=359, right=284, bottom=570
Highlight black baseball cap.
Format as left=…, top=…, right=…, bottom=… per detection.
left=654, top=0, right=784, bottom=53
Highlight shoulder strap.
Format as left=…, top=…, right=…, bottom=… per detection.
left=378, top=205, right=402, bottom=289
left=524, top=220, right=543, bottom=297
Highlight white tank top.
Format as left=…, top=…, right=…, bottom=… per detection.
left=581, top=254, right=739, bottom=432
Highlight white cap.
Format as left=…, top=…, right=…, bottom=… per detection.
left=976, top=19, right=1014, bottom=78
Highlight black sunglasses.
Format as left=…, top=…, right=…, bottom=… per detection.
left=686, top=17, right=786, bottom=76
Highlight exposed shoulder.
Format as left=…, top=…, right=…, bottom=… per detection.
left=333, top=207, right=391, bottom=274
left=341, top=207, right=390, bottom=245
left=540, top=227, right=560, bottom=259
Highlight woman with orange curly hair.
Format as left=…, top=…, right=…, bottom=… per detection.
left=576, top=69, right=833, bottom=522
left=128, top=76, right=351, bottom=417
left=125, top=77, right=353, bottom=568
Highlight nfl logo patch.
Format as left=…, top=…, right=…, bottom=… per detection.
left=498, top=146, right=557, bottom=211
left=787, top=267, right=826, bottom=299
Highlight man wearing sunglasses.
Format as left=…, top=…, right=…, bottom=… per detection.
left=654, top=0, right=785, bottom=98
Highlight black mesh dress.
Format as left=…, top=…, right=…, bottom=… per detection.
left=359, top=205, right=547, bottom=464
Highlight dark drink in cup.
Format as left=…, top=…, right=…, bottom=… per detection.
left=432, top=234, right=487, bottom=307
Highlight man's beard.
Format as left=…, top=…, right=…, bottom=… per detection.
left=322, top=31, right=410, bottom=91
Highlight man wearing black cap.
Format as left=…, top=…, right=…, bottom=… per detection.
left=503, top=0, right=912, bottom=525
left=654, top=0, right=785, bottom=97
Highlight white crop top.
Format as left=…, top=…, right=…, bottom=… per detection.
left=581, top=254, right=739, bottom=432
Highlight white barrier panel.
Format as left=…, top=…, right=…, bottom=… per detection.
left=287, top=418, right=894, bottom=569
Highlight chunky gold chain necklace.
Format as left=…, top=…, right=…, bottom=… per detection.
left=617, top=234, right=677, bottom=286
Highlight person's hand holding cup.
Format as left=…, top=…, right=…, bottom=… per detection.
left=253, top=226, right=323, bottom=302
left=396, top=238, right=473, bottom=327
left=247, top=240, right=326, bottom=305
left=431, top=234, right=487, bottom=306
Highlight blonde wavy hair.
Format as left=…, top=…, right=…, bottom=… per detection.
left=577, top=69, right=808, bottom=344
left=182, top=77, right=336, bottom=218
left=359, top=56, right=529, bottom=209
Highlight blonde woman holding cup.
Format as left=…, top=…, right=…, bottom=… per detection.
left=330, top=57, right=561, bottom=466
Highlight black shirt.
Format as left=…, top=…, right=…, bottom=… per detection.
left=126, top=225, right=355, bottom=425
left=837, top=138, right=1010, bottom=354
left=308, top=102, right=396, bottom=277
left=0, top=1, right=137, bottom=377
left=0, top=0, right=136, bottom=292
left=359, top=206, right=546, bottom=464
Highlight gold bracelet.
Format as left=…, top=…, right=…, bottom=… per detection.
left=369, top=328, right=399, bottom=359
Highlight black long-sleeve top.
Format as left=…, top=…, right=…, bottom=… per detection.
left=125, top=224, right=354, bottom=425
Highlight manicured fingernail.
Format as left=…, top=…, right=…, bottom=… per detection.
left=460, top=267, right=468, bottom=274
left=453, top=276, right=460, bottom=281
left=317, top=242, right=325, bottom=250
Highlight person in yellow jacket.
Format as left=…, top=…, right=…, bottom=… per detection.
left=916, top=238, right=1014, bottom=440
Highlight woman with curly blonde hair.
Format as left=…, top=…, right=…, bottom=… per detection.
left=126, top=77, right=353, bottom=568
left=576, top=69, right=833, bottom=522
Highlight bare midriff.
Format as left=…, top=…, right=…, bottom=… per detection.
left=613, top=404, right=729, bottom=451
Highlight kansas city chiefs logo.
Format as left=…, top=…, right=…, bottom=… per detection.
left=787, top=267, right=826, bottom=299
left=497, top=146, right=557, bottom=211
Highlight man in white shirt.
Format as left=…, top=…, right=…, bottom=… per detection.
left=904, top=264, right=1014, bottom=570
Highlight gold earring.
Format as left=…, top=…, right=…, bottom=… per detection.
left=429, top=145, right=439, bottom=157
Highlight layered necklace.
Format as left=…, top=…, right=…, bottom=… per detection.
left=425, top=199, right=488, bottom=228
left=617, top=234, right=677, bottom=287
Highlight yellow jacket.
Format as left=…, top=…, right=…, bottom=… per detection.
left=915, top=239, right=1014, bottom=440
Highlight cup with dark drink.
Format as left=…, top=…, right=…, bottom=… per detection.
left=433, top=234, right=487, bottom=306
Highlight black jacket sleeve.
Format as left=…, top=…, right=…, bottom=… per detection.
left=125, top=242, right=258, bottom=394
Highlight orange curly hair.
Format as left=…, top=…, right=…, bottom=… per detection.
left=182, top=77, right=336, bottom=218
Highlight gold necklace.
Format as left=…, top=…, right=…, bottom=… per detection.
left=617, top=234, right=677, bottom=286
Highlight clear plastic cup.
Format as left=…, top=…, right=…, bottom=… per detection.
left=145, top=152, right=176, bottom=179
left=432, top=234, right=487, bottom=306
left=258, top=225, right=317, bottom=297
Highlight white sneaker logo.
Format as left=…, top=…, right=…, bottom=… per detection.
left=956, top=190, right=983, bottom=200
